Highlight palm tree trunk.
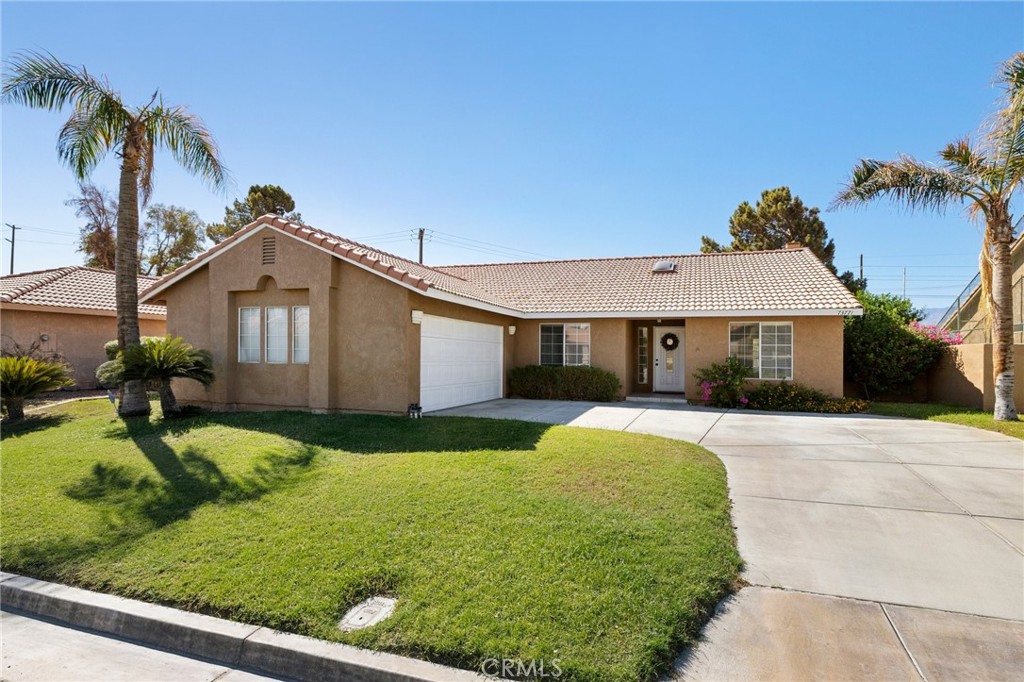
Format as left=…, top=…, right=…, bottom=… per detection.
left=5, top=397, right=25, bottom=422
left=157, top=379, right=179, bottom=417
left=115, top=126, right=151, bottom=417
left=988, top=214, right=1018, bottom=421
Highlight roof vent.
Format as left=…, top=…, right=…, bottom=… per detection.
left=262, top=236, right=276, bottom=265
left=652, top=260, right=676, bottom=273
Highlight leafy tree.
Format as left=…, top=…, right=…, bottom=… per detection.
left=206, top=184, right=301, bottom=243
left=122, top=336, right=214, bottom=417
left=0, top=356, right=73, bottom=421
left=843, top=292, right=946, bottom=399
left=2, top=50, right=227, bottom=417
left=66, top=183, right=117, bottom=270
left=139, top=204, right=205, bottom=276
left=833, top=53, right=1023, bottom=421
left=702, top=187, right=865, bottom=292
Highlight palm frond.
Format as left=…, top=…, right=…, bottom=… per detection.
left=144, top=105, right=229, bottom=192
left=984, top=52, right=1024, bottom=195
left=830, top=155, right=982, bottom=212
left=55, top=101, right=129, bottom=180
left=2, top=50, right=122, bottom=113
left=138, top=131, right=157, bottom=207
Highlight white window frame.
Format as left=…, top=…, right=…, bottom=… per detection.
left=265, top=306, right=289, bottom=364
left=728, top=321, right=793, bottom=380
left=292, top=305, right=310, bottom=364
left=539, top=323, right=591, bottom=367
left=238, top=307, right=261, bottom=363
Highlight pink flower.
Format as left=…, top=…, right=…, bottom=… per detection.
left=739, top=397, right=749, bottom=404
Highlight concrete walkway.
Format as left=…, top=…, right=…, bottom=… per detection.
left=434, top=399, right=1024, bottom=681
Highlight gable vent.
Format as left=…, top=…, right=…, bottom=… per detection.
left=262, top=236, right=276, bottom=265
left=652, top=260, right=676, bottom=273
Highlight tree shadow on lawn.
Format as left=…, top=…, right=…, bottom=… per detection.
left=0, top=413, right=73, bottom=440
left=3, top=418, right=317, bottom=577
left=115, top=408, right=553, bottom=455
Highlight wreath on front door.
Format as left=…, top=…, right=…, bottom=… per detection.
left=660, top=332, right=679, bottom=351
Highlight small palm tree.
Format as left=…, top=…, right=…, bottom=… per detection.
left=833, top=53, right=1023, bottom=421
left=2, top=51, right=228, bottom=417
left=122, top=336, right=214, bottom=417
left=0, top=356, right=74, bottom=421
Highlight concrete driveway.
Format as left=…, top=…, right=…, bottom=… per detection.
left=434, top=399, right=1024, bottom=681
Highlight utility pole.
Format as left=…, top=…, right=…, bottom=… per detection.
left=859, top=254, right=863, bottom=283
left=902, top=267, right=907, bottom=297
left=4, top=223, right=21, bottom=275
left=417, top=228, right=425, bottom=265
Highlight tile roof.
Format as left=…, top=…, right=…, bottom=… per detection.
left=142, top=215, right=860, bottom=316
left=0, top=266, right=166, bottom=315
left=436, top=249, right=861, bottom=313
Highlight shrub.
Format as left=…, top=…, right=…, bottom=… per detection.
left=122, top=336, right=214, bottom=417
left=745, top=382, right=869, bottom=414
left=844, top=292, right=949, bottom=398
left=0, top=356, right=74, bottom=421
left=692, top=357, right=754, bottom=408
left=508, top=365, right=621, bottom=402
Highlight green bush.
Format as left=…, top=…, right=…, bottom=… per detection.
left=745, top=382, right=869, bottom=414
left=844, top=292, right=947, bottom=398
left=508, top=365, right=621, bottom=402
left=0, top=356, right=74, bottom=421
left=692, top=357, right=754, bottom=408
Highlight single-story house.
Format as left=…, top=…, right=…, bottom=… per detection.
left=141, top=215, right=862, bottom=413
left=0, top=267, right=167, bottom=388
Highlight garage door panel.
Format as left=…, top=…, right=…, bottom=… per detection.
left=420, top=315, right=503, bottom=412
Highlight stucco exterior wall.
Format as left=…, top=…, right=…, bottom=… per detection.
left=945, top=241, right=1023, bottom=344
left=159, top=226, right=518, bottom=413
left=0, top=306, right=165, bottom=389
left=928, top=344, right=1024, bottom=411
left=685, top=315, right=846, bottom=397
left=511, top=318, right=630, bottom=398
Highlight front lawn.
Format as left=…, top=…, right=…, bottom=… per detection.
left=0, top=401, right=740, bottom=681
left=868, top=402, right=1024, bottom=440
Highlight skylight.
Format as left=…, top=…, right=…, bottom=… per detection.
left=652, top=260, right=676, bottom=273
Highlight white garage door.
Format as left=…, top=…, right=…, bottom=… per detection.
left=420, top=315, right=503, bottom=412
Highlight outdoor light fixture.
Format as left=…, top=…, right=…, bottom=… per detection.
left=411, top=310, right=423, bottom=324
left=39, top=334, right=49, bottom=342
left=508, top=325, right=516, bottom=335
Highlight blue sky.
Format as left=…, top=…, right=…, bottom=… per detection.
left=2, top=1, right=1021, bottom=312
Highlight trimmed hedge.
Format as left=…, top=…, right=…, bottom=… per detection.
left=508, top=365, right=622, bottom=402
left=745, top=382, right=868, bottom=414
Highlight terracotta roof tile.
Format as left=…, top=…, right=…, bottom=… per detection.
left=435, top=248, right=860, bottom=313
left=142, top=215, right=860, bottom=315
left=0, top=267, right=166, bottom=315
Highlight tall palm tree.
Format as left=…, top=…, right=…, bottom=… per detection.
left=2, top=51, right=227, bottom=416
left=833, top=53, right=1023, bottom=421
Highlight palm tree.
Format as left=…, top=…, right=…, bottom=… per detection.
left=0, top=356, right=74, bottom=422
left=2, top=51, right=227, bottom=416
left=122, top=336, right=214, bottom=417
left=833, top=53, right=1023, bottom=421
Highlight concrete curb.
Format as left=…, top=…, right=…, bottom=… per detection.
left=0, top=573, right=483, bottom=682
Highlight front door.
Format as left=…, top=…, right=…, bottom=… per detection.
left=653, top=326, right=685, bottom=393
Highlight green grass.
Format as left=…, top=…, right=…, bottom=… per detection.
left=868, top=402, right=1024, bottom=439
left=0, top=400, right=740, bottom=681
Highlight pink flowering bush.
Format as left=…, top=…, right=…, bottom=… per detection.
left=908, top=321, right=963, bottom=345
left=693, top=357, right=753, bottom=408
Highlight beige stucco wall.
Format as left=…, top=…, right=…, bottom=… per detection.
left=685, top=315, right=846, bottom=397
left=946, top=241, right=1023, bottom=344
left=0, top=306, right=165, bottom=389
left=511, top=318, right=630, bottom=399
left=928, top=344, right=1024, bottom=411
left=159, top=226, right=518, bottom=413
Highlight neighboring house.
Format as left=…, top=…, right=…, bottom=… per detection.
left=141, top=215, right=861, bottom=413
left=0, top=267, right=167, bottom=388
left=940, top=233, right=1024, bottom=344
